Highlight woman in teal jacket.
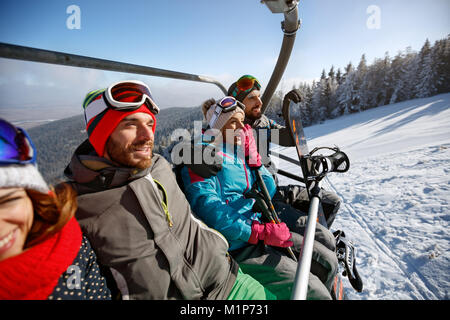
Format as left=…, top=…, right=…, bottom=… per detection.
left=180, top=137, right=277, bottom=252
left=180, top=96, right=338, bottom=300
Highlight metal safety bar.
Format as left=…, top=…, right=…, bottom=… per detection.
left=0, top=42, right=228, bottom=95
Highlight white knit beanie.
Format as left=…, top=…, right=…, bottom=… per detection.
left=0, top=164, right=50, bottom=194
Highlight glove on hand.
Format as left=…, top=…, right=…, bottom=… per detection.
left=202, top=98, right=216, bottom=115
left=240, top=124, right=262, bottom=168
left=284, top=89, right=303, bottom=104
left=248, top=221, right=293, bottom=248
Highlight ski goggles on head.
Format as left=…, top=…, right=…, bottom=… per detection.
left=208, top=96, right=244, bottom=129
left=0, top=118, right=36, bottom=165
left=104, top=80, right=160, bottom=114
left=83, top=80, right=160, bottom=125
left=230, top=75, right=261, bottom=102
left=236, top=75, right=261, bottom=92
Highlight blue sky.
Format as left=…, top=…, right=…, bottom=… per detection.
left=0, top=0, right=449, bottom=113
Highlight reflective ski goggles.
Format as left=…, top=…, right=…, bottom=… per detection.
left=208, top=96, right=244, bottom=129
left=236, top=75, right=261, bottom=93
left=83, top=80, right=160, bottom=125
left=237, top=75, right=261, bottom=91
left=104, top=80, right=160, bottom=114
left=0, top=118, right=36, bottom=165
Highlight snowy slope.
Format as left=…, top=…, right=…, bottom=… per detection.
left=272, top=93, right=450, bottom=300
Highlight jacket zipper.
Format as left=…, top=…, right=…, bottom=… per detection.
left=153, top=179, right=174, bottom=228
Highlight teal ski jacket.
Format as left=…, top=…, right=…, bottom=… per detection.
left=180, top=143, right=277, bottom=251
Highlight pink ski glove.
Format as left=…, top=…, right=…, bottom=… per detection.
left=264, top=222, right=293, bottom=247
left=248, top=221, right=265, bottom=244
left=240, top=124, right=262, bottom=168
left=248, top=221, right=293, bottom=248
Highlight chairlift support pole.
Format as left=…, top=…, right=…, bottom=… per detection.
left=261, top=0, right=301, bottom=113
left=291, top=179, right=322, bottom=300
left=0, top=42, right=227, bottom=94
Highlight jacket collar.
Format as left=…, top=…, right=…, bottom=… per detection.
left=65, top=139, right=151, bottom=190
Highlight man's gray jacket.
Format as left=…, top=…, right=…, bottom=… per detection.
left=65, top=140, right=238, bottom=300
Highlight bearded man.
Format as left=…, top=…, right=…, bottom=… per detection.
left=64, top=80, right=275, bottom=300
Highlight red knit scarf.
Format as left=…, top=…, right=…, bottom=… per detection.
left=0, top=217, right=82, bottom=300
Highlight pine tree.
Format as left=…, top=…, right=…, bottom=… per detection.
left=344, top=62, right=353, bottom=81
left=336, top=68, right=343, bottom=85
left=266, top=89, right=284, bottom=122
left=403, top=47, right=420, bottom=100
left=389, top=52, right=404, bottom=104
left=328, top=65, right=335, bottom=81
left=353, top=54, right=368, bottom=111
left=361, top=54, right=391, bottom=109
left=359, top=71, right=371, bottom=110
left=324, top=66, right=339, bottom=118
left=432, top=38, right=448, bottom=94
left=336, top=62, right=357, bottom=115
left=295, top=82, right=313, bottom=126
left=422, top=37, right=450, bottom=96
left=303, top=83, right=314, bottom=125
left=382, top=52, right=393, bottom=105
left=310, top=80, right=323, bottom=123
left=389, top=48, right=418, bottom=103
left=416, top=39, right=437, bottom=98
left=440, top=35, right=450, bottom=93
left=316, top=70, right=328, bottom=121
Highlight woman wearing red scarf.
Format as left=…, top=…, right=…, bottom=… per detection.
left=0, top=119, right=111, bottom=300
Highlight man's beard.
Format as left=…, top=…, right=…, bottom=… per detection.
left=247, top=111, right=261, bottom=121
left=105, top=137, right=154, bottom=170
left=246, top=109, right=262, bottom=122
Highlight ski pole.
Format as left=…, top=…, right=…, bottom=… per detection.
left=291, top=180, right=323, bottom=300
left=253, top=169, right=297, bottom=262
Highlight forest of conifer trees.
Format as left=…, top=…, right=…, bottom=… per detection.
left=265, top=35, right=450, bottom=126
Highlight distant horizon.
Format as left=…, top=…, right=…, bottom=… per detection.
left=0, top=100, right=204, bottom=128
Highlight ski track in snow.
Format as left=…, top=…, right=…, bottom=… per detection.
left=326, top=145, right=450, bottom=300
left=273, top=93, right=450, bottom=300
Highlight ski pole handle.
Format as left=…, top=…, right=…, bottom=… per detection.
left=253, top=170, right=278, bottom=219
left=253, top=169, right=297, bottom=262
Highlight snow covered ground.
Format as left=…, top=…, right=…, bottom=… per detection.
left=272, top=93, right=450, bottom=300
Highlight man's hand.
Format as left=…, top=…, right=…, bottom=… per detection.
left=202, top=98, right=216, bottom=115
left=284, top=89, right=303, bottom=104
